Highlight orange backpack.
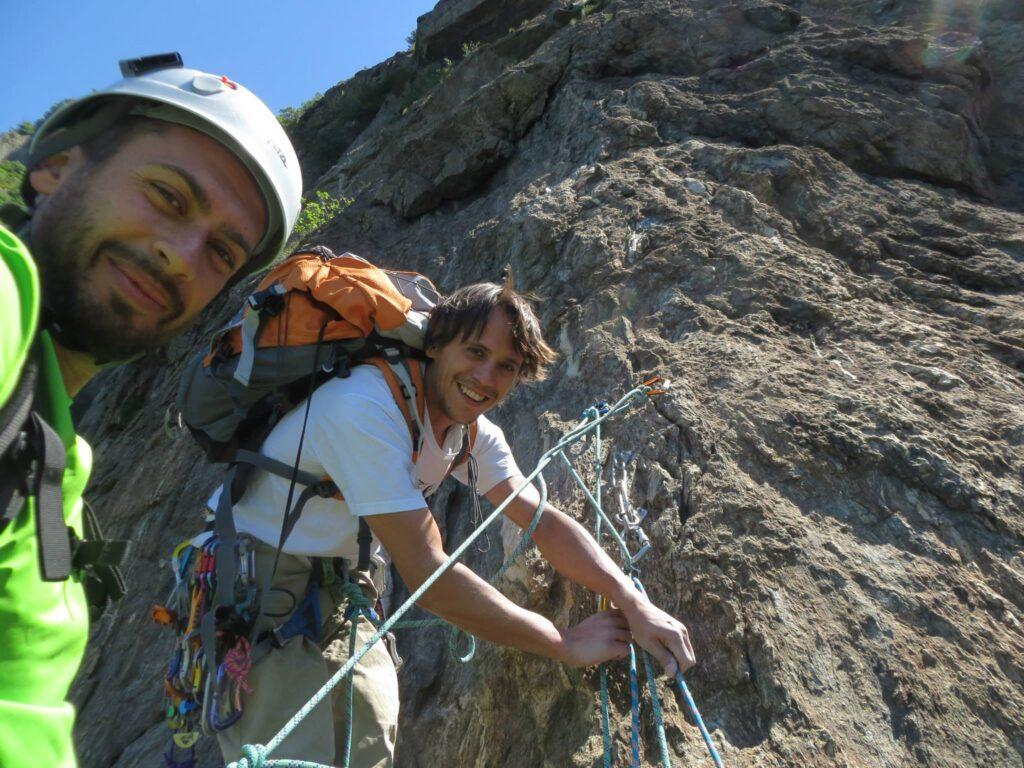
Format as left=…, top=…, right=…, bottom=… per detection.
left=168, top=247, right=484, bottom=750
left=177, top=245, right=477, bottom=572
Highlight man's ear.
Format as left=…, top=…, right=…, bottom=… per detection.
left=28, top=147, right=86, bottom=197
left=424, top=344, right=438, bottom=360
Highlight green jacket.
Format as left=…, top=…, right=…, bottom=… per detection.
left=0, top=223, right=91, bottom=768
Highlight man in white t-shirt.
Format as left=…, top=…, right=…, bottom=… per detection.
left=214, top=280, right=696, bottom=767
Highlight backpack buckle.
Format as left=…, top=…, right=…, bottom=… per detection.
left=246, top=283, right=286, bottom=315
left=311, top=480, right=337, bottom=499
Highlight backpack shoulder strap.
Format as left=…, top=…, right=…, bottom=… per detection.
left=353, top=354, right=427, bottom=575
left=0, top=341, right=71, bottom=581
left=0, top=353, right=38, bottom=526
left=363, top=355, right=424, bottom=460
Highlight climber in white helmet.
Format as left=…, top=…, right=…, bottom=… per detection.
left=0, top=53, right=301, bottom=768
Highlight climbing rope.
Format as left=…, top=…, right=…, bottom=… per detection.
left=628, top=643, right=641, bottom=767
left=226, top=381, right=725, bottom=768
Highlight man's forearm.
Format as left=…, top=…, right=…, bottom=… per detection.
left=489, top=478, right=644, bottom=613
left=410, top=558, right=565, bottom=659
left=528, top=506, right=642, bottom=611
left=367, top=506, right=637, bottom=668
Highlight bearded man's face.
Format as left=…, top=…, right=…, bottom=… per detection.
left=29, top=123, right=266, bottom=361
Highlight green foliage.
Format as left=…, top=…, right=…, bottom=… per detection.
left=277, top=91, right=324, bottom=131
left=460, top=40, right=481, bottom=58
left=290, top=189, right=351, bottom=243
left=16, top=121, right=34, bottom=136
left=406, top=29, right=417, bottom=51
left=581, top=0, right=608, bottom=15
left=40, top=99, right=71, bottom=122
left=0, top=160, right=25, bottom=207
left=399, top=57, right=454, bottom=113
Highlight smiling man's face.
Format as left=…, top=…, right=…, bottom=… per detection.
left=424, top=307, right=524, bottom=435
left=29, top=122, right=266, bottom=361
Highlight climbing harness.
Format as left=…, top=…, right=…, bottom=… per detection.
left=176, top=245, right=477, bottom=691
left=213, top=377, right=726, bottom=768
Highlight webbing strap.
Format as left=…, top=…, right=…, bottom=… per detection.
left=202, top=463, right=244, bottom=675
left=29, top=412, right=71, bottom=581
left=249, top=579, right=323, bottom=667
left=455, top=423, right=477, bottom=468
left=233, top=310, right=263, bottom=387
left=395, top=358, right=426, bottom=445
left=365, top=357, right=423, bottom=455
left=0, top=359, right=36, bottom=456
left=356, top=518, right=372, bottom=573
left=71, top=538, right=129, bottom=568
left=235, top=449, right=322, bottom=488
left=0, top=484, right=22, bottom=527
left=0, top=358, right=38, bottom=527
left=274, top=483, right=335, bottom=574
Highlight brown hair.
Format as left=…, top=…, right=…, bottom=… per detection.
left=424, top=271, right=556, bottom=382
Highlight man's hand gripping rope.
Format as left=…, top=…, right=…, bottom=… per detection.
left=226, top=379, right=717, bottom=768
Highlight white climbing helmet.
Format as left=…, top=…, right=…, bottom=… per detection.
left=27, top=53, right=302, bottom=276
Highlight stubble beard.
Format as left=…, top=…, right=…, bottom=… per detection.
left=425, top=364, right=466, bottom=430
left=31, top=167, right=184, bottom=362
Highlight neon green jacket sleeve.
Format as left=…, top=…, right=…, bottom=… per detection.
left=0, top=224, right=92, bottom=768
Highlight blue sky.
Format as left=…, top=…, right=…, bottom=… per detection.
left=1, top=0, right=438, bottom=130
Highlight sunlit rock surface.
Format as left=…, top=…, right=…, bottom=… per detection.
left=72, top=1, right=1023, bottom=766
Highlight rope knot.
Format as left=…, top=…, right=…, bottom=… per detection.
left=337, top=579, right=373, bottom=611
left=226, top=743, right=268, bottom=768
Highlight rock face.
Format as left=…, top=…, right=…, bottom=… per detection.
left=414, top=0, right=553, bottom=64
left=71, top=1, right=1024, bottom=766
left=0, top=129, right=29, bottom=163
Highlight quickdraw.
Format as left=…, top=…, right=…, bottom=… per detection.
left=152, top=534, right=261, bottom=767
left=611, top=450, right=652, bottom=567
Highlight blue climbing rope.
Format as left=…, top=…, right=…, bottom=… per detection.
left=593, top=415, right=614, bottom=768
left=675, top=674, right=725, bottom=768
left=628, top=644, right=641, bottom=768
left=599, top=666, right=613, bottom=768
left=632, top=576, right=725, bottom=768
left=225, top=383, right=726, bottom=768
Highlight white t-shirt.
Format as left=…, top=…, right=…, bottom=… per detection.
left=206, top=364, right=521, bottom=561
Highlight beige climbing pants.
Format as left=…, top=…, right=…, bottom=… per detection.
left=216, top=542, right=400, bottom=768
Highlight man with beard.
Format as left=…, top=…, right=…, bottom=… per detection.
left=0, top=54, right=301, bottom=768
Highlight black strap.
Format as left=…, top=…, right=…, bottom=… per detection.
left=201, top=462, right=245, bottom=673
left=72, top=500, right=129, bottom=613
left=203, top=325, right=329, bottom=667
left=0, top=358, right=37, bottom=456
left=27, top=412, right=71, bottom=581
left=272, top=324, right=327, bottom=578
left=0, top=357, right=39, bottom=530
left=274, top=480, right=336, bottom=575
left=455, top=425, right=472, bottom=467
left=356, top=518, right=372, bottom=573
left=0, top=338, right=68, bottom=581
left=235, top=449, right=322, bottom=488
left=1, top=344, right=129, bottom=606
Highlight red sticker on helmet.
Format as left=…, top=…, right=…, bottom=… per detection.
left=219, top=75, right=238, bottom=90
